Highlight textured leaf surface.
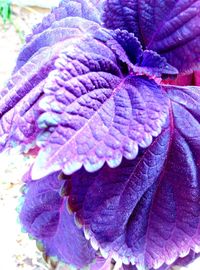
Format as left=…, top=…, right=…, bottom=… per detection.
left=14, top=17, right=101, bottom=72
left=31, top=36, right=169, bottom=179
left=19, top=172, right=96, bottom=268
left=0, top=0, right=107, bottom=152
left=0, top=8, right=104, bottom=152
left=16, top=0, right=104, bottom=72
left=1, top=7, right=173, bottom=158
left=111, top=30, right=178, bottom=77
left=123, top=250, right=200, bottom=269
left=25, top=1, right=94, bottom=45
left=103, top=0, right=200, bottom=73
left=66, top=85, right=200, bottom=269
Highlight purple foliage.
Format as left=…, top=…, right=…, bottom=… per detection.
left=67, top=84, right=200, bottom=268
left=0, top=0, right=200, bottom=269
left=32, top=72, right=169, bottom=179
left=103, top=0, right=200, bottom=73
left=19, top=172, right=96, bottom=267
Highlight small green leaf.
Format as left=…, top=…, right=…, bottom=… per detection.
left=0, top=0, right=11, bottom=24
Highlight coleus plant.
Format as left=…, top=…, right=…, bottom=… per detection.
left=0, top=0, right=200, bottom=269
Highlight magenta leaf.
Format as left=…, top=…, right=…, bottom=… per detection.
left=19, top=172, right=96, bottom=268
left=30, top=35, right=169, bottom=179
left=66, top=84, right=200, bottom=269
left=164, top=71, right=200, bottom=87
left=103, top=0, right=200, bottom=73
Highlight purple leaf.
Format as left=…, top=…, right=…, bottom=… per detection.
left=19, top=172, right=96, bottom=268
left=0, top=11, right=105, bottom=152
left=25, top=0, right=105, bottom=43
left=30, top=36, right=168, bottom=179
left=90, top=257, right=113, bottom=270
left=66, top=84, right=200, bottom=269
left=103, top=1, right=141, bottom=40
left=174, top=250, right=200, bottom=267
left=123, top=264, right=169, bottom=270
left=1, top=5, right=172, bottom=156
left=16, top=0, right=105, bottom=72
left=14, top=16, right=101, bottom=72
left=0, top=78, right=44, bottom=152
left=110, top=30, right=178, bottom=77
left=138, top=50, right=178, bottom=78
left=103, top=0, right=200, bottom=73
left=111, top=29, right=143, bottom=65
left=123, top=251, right=200, bottom=269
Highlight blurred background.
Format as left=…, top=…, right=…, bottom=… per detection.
left=0, top=0, right=200, bottom=269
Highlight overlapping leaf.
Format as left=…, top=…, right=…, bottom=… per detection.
left=110, top=29, right=178, bottom=77
left=16, top=0, right=105, bottom=71
left=30, top=33, right=169, bottom=179
left=0, top=6, right=106, bottom=152
left=19, top=172, right=96, bottom=268
left=123, top=251, right=200, bottom=270
left=103, top=0, right=200, bottom=73
left=66, top=85, right=200, bottom=269
left=1, top=4, right=176, bottom=161
left=0, top=1, right=199, bottom=270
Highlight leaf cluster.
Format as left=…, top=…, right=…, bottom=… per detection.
left=0, top=1, right=200, bottom=270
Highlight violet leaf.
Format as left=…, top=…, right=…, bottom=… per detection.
left=30, top=36, right=169, bottom=179
left=0, top=10, right=105, bottom=152
left=103, top=0, right=200, bottom=73
left=19, top=172, right=96, bottom=268
left=123, top=251, right=200, bottom=270
left=14, top=16, right=101, bottom=72
left=123, top=264, right=169, bottom=270
left=138, top=50, right=178, bottom=78
left=15, top=0, right=104, bottom=72
left=0, top=8, right=174, bottom=159
left=174, top=250, right=200, bottom=267
left=66, top=84, right=200, bottom=269
left=111, top=29, right=178, bottom=78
